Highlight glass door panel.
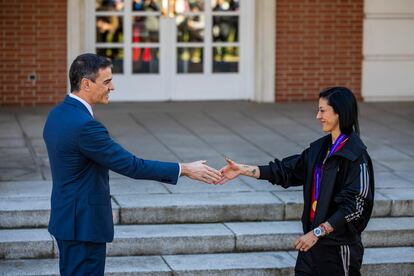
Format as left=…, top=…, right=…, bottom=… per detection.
left=95, top=4, right=124, bottom=74
left=212, top=0, right=239, bottom=11
left=177, top=47, right=203, bottom=73
left=132, top=0, right=162, bottom=11
left=211, top=2, right=239, bottom=73
left=132, top=47, right=159, bottom=73
left=96, top=0, right=125, bottom=11
left=173, top=1, right=205, bottom=74
left=88, top=0, right=252, bottom=101
left=213, top=46, right=238, bottom=72
left=131, top=2, right=161, bottom=75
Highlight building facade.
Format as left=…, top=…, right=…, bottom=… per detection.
left=1, top=0, right=413, bottom=106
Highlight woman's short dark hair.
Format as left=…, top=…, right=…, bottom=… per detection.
left=69, top=53, right=112, bottom=92
left=319, top=86, right=360, bottom=135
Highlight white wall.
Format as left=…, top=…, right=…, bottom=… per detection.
left=67, top=0, right=86, bottom=93
left=363, top=0, right=414, bottom=101
left=254, top=0, right=275, bottom=102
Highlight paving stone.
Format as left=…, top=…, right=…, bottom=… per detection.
left=273, top=190, right=394, bottom=220
left=33, top=145, right=48, bottom=158
left=108, top=224, right=234, bottom=256
left=372, top=160, right=391, bottom=172
left=362, top=217, right=414, bottom=247
left=379, top=160, right=414, bottom=172
left=361, top=247, right=414, bottom=275
left=17, top=115, right=45, bottom=139
left=0, top=256, right=172, bottom=276
left=115, top=192, right=284, bottom=224
left=398, top=171, right=414, bottom=185
left=0, top=138, right=26, bottom=148
left=163, top=177, right=252, bottom=193
left=0, top=197, right=119, bottom=228
left=0, top=197, right=50, bottom=228
left=371, top=192, right=392, bottom=217
left=378, top=188, right=414, bottom=217
left=0, top=228, right=53, bottom=259
left=271, top=190, right=303, bottom=220
left=225, top=221, right=302, bottom=251
left=0, top=117, right=23, bottom=138
left=0, top=148, right=35, bottom=168
left=0, top=168, right=43, bottom=182
left=0, top=248, right=412, bottom=275
left=374, top=171, right=413, bottom=188
left=163, top=251, right=295, bottom=276
left=240, top=176, right=302, bottom=192
left=0, top=181, right=52, bottom=198
left=0, top=258, right=59, bottom=276
left=368, top=145, right=412, bottom=162
left=110, top=179, right=170, bottom=195
left=105, top=256, right=172, bottom=275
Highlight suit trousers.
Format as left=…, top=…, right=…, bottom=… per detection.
left=56, top=239, right=106, bottom=276
left=295, top=241, right=364, bottom=276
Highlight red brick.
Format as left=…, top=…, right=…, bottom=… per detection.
left=276, top=0, right=363, bottom=102
left=0, top=0, right=66, bottom=106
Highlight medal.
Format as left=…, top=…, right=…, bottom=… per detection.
left=312, top=200, right=317, bottom=211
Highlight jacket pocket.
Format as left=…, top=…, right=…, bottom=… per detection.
left=88, top=194, right=111, bottom=206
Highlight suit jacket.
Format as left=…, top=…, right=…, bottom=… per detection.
left=43, top=96, right=179, bottom=243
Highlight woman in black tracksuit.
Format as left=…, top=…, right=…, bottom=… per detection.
left=218, top=87, right=374, bottom=275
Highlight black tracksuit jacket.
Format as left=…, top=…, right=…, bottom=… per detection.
left=259, top=132, right=375, bottom=245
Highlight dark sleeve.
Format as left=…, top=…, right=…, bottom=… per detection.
left=258, top=149, right=308, bottom=188
left=78, top=120, right=179, bottom=184
left=327, top=155, right=374, bottom=230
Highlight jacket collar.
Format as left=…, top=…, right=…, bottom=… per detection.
left=63, top=95, right=93, bottom=118
left=310, top=132, right=366, bottom=162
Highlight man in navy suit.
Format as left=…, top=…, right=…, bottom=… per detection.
left=43, top=53, right=222, bottom=275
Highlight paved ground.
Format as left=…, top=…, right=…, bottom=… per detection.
left=0, top=101, right=413, bottom=187
left=1, top=100, right=414, bottom=275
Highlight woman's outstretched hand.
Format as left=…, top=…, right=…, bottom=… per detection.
left=216, top=157, right=241, bottom=184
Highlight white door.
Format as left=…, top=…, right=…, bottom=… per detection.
left=86, top=0, right=254, bottom=101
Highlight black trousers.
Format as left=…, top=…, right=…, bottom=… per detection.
left=295, top=241, right=364, bottom=276
left=56, top=239, right=106, bottom=276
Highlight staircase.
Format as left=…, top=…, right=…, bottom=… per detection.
left=1, top=178, right=413, bottom=275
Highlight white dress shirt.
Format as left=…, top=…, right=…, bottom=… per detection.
left=69, top=93, right=94, bottom=117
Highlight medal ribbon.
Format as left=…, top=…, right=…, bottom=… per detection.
left=310, top=133, right=348, bottom=222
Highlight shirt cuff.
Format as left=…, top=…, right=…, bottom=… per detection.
left=178, top=163, right=182, bottom=178
left=258, top=165, right=271, bottom=180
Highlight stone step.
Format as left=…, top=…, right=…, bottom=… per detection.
left=1, top=217, right=413, bottom=259
left=0, top=247, right=413, bottom=275
left=1, top=188, right=413, bottom=228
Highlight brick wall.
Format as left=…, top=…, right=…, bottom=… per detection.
left=0, top=0, right=363, bottom=105
left=276, top=0, right=363, bottom=101
left=0, top=0, right=67, bottom=106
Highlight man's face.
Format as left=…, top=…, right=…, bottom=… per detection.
left=89, top=67, right=114, bottom=105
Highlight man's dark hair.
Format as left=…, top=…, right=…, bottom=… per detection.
left=69, top=53, right=112, bottom=92
left=319, top=86, right=360, bottom=135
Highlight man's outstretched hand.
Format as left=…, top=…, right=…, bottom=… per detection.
left=180, top=160, right=223, bottom=184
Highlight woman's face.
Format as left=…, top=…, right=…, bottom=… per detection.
left=316, top=98, right=340, bottom=134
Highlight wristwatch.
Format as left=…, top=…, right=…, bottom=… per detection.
left=313, top=226, right=326, bottom=238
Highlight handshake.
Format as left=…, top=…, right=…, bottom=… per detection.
left=180, top=157, right=260, bottom=185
